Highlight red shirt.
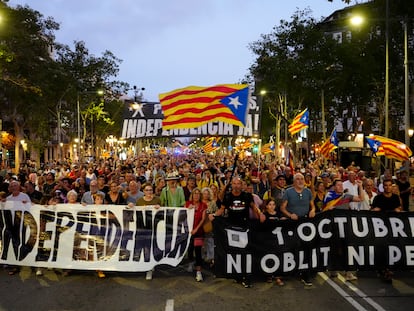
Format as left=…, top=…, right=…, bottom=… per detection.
left=185, top=201, right=207, bottom=236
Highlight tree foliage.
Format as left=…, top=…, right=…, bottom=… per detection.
left=0, top=2, right=129, bottom=167
left=249, top=1, right=414, bottom=144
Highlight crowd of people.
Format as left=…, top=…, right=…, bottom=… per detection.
left=0, top=152, right=412, bottom=287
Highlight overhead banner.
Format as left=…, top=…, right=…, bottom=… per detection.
left=213, top=210, right=414, bottom=278
left=121, top=95, right=261, bottom=138
left=0, top=202, right=194, bottom=271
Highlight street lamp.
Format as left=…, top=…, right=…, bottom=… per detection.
left=350, top=2, right=409, bottom=149
left=349, top=1, right=390, bottom=140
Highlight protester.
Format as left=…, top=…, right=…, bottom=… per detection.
left=371, top=178, right=402, bottom=282
left=81, top=180, right=105, bottom=204
left=209, top=177, right=265, bottom=288
left=24, top=181, right=43, bottom=204
left=183, top=175, right=197, bottom=201
left=263, top=199, right=284, bottom=286
left=105, top=181, right=127, bottom=205
left=6, top=180, right=31, bottom=275
left=323, top=178, right=364, bottom=281
left=395, top=169, right=411, bottom=211
left=201, top=187, right=217, bottom=268
left=124, top=180, right=144, bottom=205
left=361, top=178, right=377, bottom=210
left=42, top=172, right=57, bottom=195
left=184, top=188, right=207, bottom=282
left=280, top=173, right=315, bottom=286
left=160, top=172, right=185, bottom=207
left=312, top=180, right=326, bottom=213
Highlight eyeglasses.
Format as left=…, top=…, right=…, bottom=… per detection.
left=144, top=188, right=153, bottom=192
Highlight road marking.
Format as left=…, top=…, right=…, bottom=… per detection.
left=335, top=273, right=387, bottom=311
left=318, top=272, right=368, bottom=311
left=165, top=299, right=174, bottom=311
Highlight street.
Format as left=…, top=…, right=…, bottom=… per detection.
left=1, top=264, right=413, bottom=311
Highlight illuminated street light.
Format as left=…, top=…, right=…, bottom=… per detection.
left=350, top=15, right=364, bottom=26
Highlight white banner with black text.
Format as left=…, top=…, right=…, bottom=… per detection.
left=0, top=202, right=194, bottom=271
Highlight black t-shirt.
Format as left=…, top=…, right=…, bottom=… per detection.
left=372, top=193, right=401, bottom=212
left=222, top=191, right=254, bottom=227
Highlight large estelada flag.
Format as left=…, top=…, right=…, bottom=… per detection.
left=288, top=108, right=309, bottom=135
left=320, top=129, right=339, bottom=158
left=366, top=135, right=412, bottom=161
left=159, top=84, right=249, bottom=130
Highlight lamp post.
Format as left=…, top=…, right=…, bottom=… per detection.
left=351, top=2, right=409, bottom=147
left=404, top=19, right=410, bottom=147
left=350, top=2, right=390, bottom=139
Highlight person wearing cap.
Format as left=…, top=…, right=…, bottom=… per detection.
left=321, top=172, right=333, bottom=191
left=160, top=172, right=185, bottom=207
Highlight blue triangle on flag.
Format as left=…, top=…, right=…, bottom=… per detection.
left=366, top=137, right=382, bottom=153
left=220, top=86, right=249, bottom=126
left=299, top=109, right=310, bottom=126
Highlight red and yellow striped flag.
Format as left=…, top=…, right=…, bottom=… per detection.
left=369, top=135, right=412, bottom=161
left=288, top=108, right=309, bottom=135
left=203, top=137, right=221, bottom=153
left=261, top=142, right=275, bottom=154
left=159, top=84, right=249, bottom=130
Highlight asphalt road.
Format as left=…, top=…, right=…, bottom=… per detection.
left=1, top=264, right=413, bottom=311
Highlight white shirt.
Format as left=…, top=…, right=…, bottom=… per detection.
left=7, top=192, right=31, bottom=203
left=343, top=180, right=360, bottom=210
left=361, top=190, right=377, bottom=211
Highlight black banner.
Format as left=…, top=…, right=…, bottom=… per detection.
left=213, top=210, right=414, bottom=278
left=121, top=96, right=262, bottom=138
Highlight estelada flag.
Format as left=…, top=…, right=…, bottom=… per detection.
left=367, top=135, right=412, bottom=161
left=288, top=108, right=309, bottom=135
left=203, top=137, right=221, bottom=153
left=159, top=84, right=249, bottom=130
left=261, top=142, right=275, bottom=154
left=320, top=129, right=339, bottom=158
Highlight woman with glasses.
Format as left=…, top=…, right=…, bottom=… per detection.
left=136, top=182, right=161, bottom=280
left=136, top=183, right=161, bottom=207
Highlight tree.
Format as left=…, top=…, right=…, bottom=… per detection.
left=54, top=41, right=128, bottom=159
left=249, top=9, right=343, bottom=146
left=0, top=3, right=129, bottom=170
left=249, top=1, right=414, bottom=148
left=0, top=3, right=61, bottom=170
